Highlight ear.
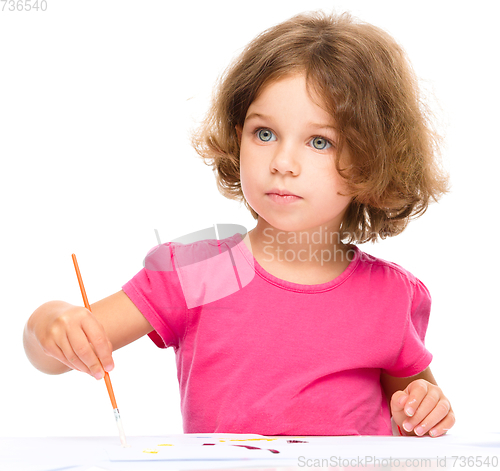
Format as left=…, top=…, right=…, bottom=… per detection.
left=235, top=124, right=243, bottom=144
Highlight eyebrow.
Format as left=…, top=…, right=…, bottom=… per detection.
left=245, top=112, right=338, bottom=131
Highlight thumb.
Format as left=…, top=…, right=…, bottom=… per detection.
left=390, top=390, right=409, bottom=426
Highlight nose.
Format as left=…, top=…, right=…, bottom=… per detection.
left=270, top=141, right=300, bottom=176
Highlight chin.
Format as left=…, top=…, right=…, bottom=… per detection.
left=260, top=214, right=312, bottom=233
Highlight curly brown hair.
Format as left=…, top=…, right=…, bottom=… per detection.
left=191, top=10, right=450, bottom=244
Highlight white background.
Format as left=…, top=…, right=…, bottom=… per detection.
left=1, top=0, right=498, bottom=438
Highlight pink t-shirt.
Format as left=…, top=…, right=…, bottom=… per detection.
left=122, top=232, right=432, bottom=436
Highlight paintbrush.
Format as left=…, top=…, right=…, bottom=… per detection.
left=71, top=253, right=129, bottom=447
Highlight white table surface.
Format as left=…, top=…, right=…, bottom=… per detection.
left=1, top=433, right=499, bottom=471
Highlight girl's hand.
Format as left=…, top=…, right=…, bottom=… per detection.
left=28, top=303, right=114, bottom=380
left=390, top=379, right=455, bottom=437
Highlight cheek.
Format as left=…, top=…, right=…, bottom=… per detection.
left=239, top=150, right=257, bottom=198
left=315, top=166, right=351, bottom=205
left=240, top=140, right=260, bottom=181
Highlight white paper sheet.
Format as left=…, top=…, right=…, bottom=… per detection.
left=105, top=433, right=288, bottom=461
left=104, top=432, right=500, bottom=462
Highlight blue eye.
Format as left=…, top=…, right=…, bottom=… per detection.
left=257, top=129, right=276, bottom=142
left=310, top=137, right=331, bottom=150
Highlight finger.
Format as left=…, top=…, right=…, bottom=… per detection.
left=81, top=317, right=114, bottom=373
left=44, top=339, right=89, bottom=374
left=67, top=327, right=105, bottom=379
left=412, top=399, right=453, bottom=437
left=429, top=409, right=456, bottom=437
left=56, top=334, right=93, bottom=375
left=402, top=379, right=429, bottom=417
left=391, top=391, right=408, bottom=413
left=390, top=390, right=409, bottom=426
left=402, top=387, right=441, bottom=434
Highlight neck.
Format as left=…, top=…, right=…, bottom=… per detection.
left=246, top=219, right=351, bottom=269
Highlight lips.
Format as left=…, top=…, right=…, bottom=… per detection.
left=266, top=188, right=301, bottom=198
left=266, top=190, right=302, bottom=205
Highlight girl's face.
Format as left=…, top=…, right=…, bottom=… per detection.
left=237, top=73, right=352, bottom=234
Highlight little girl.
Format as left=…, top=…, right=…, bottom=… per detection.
left=23, top=11, right=454, bottom=437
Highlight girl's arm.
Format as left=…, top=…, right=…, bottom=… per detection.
left=23, top=290, right=153, bottom=378
left=381, top=367, right=455, bottom=437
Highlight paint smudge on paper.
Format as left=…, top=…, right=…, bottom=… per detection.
left=230, top=438, right=277, bottom=441
left=232, top=445, right=260, bottom=450
left=231, top=444, right=280, bottom=454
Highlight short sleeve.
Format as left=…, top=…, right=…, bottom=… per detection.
left=385, top=278, right=433, bottom=377
left=122, top=243, right=188, bottom=349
